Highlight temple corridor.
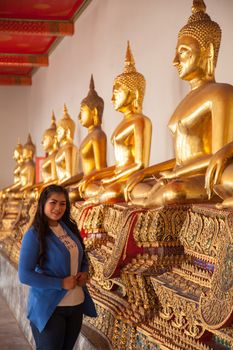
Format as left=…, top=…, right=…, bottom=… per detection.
left=0, top=292, right=31, bottom=349
left=0, top=291, right=111, bottom=350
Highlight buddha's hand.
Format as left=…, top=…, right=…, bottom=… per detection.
left=101, top=176, right=114, bottom=185
left=124, top=172, right=146, bottom=201
left=205, top=148, right=231, bottom=199
left=159, top=169, right=177, bottom=180
left=76, top=272, right=89, bottom=287
left=78, top=180, right=87, bottom=198
left=78, top=176, right=92, bottom=198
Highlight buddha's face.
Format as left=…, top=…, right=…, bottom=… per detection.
left=79, top=104, right=94, bottom=128
left=173, top=36, right=205, bottom=80
left=56, top=125, right=66, bottom=143
left=13, top=149, right=21, bottom=161
left=112, top=83, right=134, bottom=111
left=42, top=133, right=53, bottom=152
left=22, top=147, right=32, bottom=161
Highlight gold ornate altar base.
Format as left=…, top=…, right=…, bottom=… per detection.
left=1, top=201, right=233, bottom=349
left=149, top=204, right=233, bottom=350
left=0, top=197, right=36, bottom=265
left=77, top=203, right=233, bottom=350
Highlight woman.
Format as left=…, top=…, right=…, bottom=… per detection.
left=18, top=184, right=97, bottom=350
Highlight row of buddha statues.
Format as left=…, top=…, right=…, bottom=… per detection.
left=2, top=0, right=233, bottom=210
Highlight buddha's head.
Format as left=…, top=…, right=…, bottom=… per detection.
left=79, top=75, right=104, bottom=128
left=13, top=140, right=23, bottom=163
left=23, top=134, right=36, bottom=161
left=173, top=0, right=221, bottom=81
left=112, top=42, right=145, bottom=113
left=42, top=112, right=57, bottom=153
left=57, top=105, right=75, bottom=144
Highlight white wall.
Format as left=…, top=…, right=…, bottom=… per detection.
left=0, top=86, right=29, bottom=187
left=1, top=0, right=233, bottom=188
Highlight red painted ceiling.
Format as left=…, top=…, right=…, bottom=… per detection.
left=0, top=0, right=89, bottom=85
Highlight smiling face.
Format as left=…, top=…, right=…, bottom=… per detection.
left=173, top=36, right=206, bottom=81
left=44, top=192, right=67, bottom=225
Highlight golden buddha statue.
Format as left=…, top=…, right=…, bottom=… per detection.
left=68, top=75, right=107, bottom=200
left=41, top=111, right=58, bottom=183
left=79, top=75, right=107, bottom=174
left=80, top=42, right=152, bottom=203
left=19, top=134, right=36, bottom=192
left=205, top=141, right=233, bottom=208
left=55, top=104, right=79, bottom=184
left=21, top=115, right=58, bottom=201
left=125, top=0, right=233, bottom=207
left=2, top=140, right=24, bottom=194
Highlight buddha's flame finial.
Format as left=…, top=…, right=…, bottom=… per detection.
left=192, top=0, right=206, bottom=14
left=50, top=111, right=56, bottom=130
left=62, top=104, right=72, bottom=120
left=24, top=133, right=35, bottom=153
left=124, top=41, right=136, bottom=74
left=64, top=104, right=68, bottom=114
left=27, top=133, right=32, bottom=144
left=89, top=74, right=95, bottom=91
left=15, top=138, right=23, bottom=152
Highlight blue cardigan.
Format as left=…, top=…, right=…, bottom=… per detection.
left=18, top=221, right=97, bottom=332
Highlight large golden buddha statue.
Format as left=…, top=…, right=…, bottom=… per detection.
left=55, top=104, right=79, bottom=184
left=68, top=75, right=107, bottom=200
left=125, top=0, right=233, bottom=207
left=41, top=112, right=58, bottom=184
left=79, top=42, right=152, bottom=203
left=19, top=134, right=36, bottom=192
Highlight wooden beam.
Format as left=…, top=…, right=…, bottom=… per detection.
left=0, top=75, right=32, bottom=86
left=0, top=19, right=74, bottom=36
left=0, top=54, right=48, bottom=67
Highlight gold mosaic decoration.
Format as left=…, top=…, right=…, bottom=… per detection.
left=134, top=205, right=189, bottom=246
left=199, top=212, right=233, bottom=329
left=180, top=205, right=226, bottom=262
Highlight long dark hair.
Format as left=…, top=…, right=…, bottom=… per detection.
left=31, top=184, right=84, bottom=267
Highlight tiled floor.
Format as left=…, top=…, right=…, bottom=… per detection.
left=0, top=293, right=31, bottom=350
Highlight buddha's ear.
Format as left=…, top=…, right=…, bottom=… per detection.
left=66, top=128, right=71, bottom=139
left=207, top=42, right=214, bottom=77
left=133, top=89, right=140, bottom=113
left=93, top=107, right=99, bottom=125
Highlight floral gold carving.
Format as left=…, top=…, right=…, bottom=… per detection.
left=134, top=205, right=189, bottom=247
left=199, top=212, right=233, bottom=329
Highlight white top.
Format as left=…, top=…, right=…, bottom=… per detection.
left=50, top=223, right=85, bottom=306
